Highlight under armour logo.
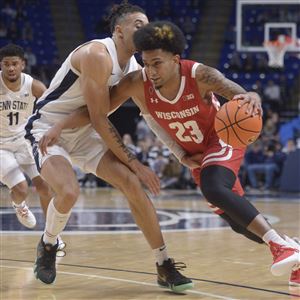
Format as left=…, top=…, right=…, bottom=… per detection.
left=150, top=97, right=158, bottom=103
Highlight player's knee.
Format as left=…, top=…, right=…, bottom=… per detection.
left=60, top=184, right=80, bottom=206
left=201, top=184, right=224, bottom=205
left=11, top=181, right=28, bottom=201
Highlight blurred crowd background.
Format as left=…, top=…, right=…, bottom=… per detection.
left=1, top=0, right=299, bottom=192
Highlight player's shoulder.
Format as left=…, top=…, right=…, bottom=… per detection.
left=77, top=41, right=110, bottom=63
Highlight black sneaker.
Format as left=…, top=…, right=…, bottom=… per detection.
left=34, top=236, right=58, bottom=284
left=156, top=258, right=194, bottom=293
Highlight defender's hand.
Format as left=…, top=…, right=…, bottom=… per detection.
left=233, top=92, right=263, bottom=117
left=181, top=153, right=203, bottom=169
left=131, top=161, right=160, bottom=196
left=39, top=125, right=62, bottom=156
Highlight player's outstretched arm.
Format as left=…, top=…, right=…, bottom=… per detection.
left=80, top=45, right=160, bottom=195
left=195, top=64, right=262, bottom=116
left=39, top=106, right=90, bottom=155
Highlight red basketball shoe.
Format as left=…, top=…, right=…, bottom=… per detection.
left=269, top=241, right=300, bottom=276
left=290, top=265, right=300, bottom=286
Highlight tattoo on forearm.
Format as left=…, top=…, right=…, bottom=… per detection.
left=198, top=66, right=245, bottom=100
left=107, top=121, right=136, bottom=163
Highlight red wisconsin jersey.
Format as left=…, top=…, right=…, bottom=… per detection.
left=143, top=59, right=220, bottom=155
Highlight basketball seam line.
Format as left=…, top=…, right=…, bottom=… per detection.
left=216, top=115, right=261, bottom=134
left=225, top=104, right=247, bottom=146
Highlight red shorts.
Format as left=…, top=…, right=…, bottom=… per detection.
left=191, top=139, right=246, bottom=214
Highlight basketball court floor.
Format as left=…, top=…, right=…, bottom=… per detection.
left=1, top=186, right=299, bottom=300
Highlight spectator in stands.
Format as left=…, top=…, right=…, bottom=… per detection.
left=157, top=0, right=174, bottom=20
left=252, top=80, right=263, bottom=97
left=136, top=137, right=153, bottom=166
left=1, top=3, right=17, bottom=20
left=15, top=5, right=27, bottom=23
left=147, top=138, right=170, bottom=173
left=244, top=54, right=254, bottom=72
left=122, top=133, right=139, bottom=156
left=246, top=141, right=286, bottom=190
left=136, top=117, right=152, bottom=141
left=161, top=154, right=183, bottom=189
left=263, top=80, right=281, bottom=111
left=181, top=16, right=196, bottom=35
left=0, top=21, right=7, bottom=39
left=256, top=54, right=268, bottom=72
left=22, top=21, right=33, bottom=41
left=263, top=117, right=278, bottom=138
left=282, top=139, right=297, bottom=154
left=229, top=52, right=242, bottom=71
left=24, top=47, right=37, bottom=73
left=7, top=21, right=20, bottom=42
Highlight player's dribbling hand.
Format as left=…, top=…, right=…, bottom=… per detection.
left=233, top=92, right=263, bottom=117
left=39, top=124, right=62, bottom=156
left=131, top=161, right=160, bottom=196
left=181, top=153, right=203, bottom=169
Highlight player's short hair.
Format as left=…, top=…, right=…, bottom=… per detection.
left=133, top=21, right=186, bottom=55
left=107, top=0, right=146, bottom=34
left=0, top=44, right=25, bottom=61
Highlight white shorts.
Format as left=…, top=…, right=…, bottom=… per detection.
left=33, top=126, right=108, bottom=175
left=0, top=138, right=39, bottom=188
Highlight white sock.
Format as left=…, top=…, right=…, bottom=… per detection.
left=43, top=198, right=71, bottom=245
left=154, top=245, right=169, bottom=265
left=262, top=229, right=290, bottom=246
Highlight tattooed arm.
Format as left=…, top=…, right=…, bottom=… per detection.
left=78, top=43, right=160, bottom=194
left=195, top=64, right=262, bottom=115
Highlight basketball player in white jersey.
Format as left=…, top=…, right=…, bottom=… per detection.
left=25, top=2, right=193, bottom=292
left=0, top=44, right=53, bottom=228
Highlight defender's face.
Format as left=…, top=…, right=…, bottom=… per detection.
left=142, top=49, right=179, bottom=89
left=118, top=12, right=149, bottom=52
left=0, top=56, right=25, bottom=82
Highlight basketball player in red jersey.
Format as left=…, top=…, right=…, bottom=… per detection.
left=39, top=21, right=300, bottom=285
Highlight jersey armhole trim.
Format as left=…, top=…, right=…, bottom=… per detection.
left=141, top=68, right=147, bottom=82
left=191, top=63, right=201, bottom=78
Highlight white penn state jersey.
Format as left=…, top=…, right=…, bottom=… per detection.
left=0, top=72, right=35, bottom=143
left=27, top=38, right=139, bottom=139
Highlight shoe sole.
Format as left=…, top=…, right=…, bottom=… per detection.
left=289, top=281, right=300, bottom=287
left=34, top=262, right=56, bottom=285
left=271, top=252, right=300, bottom=276
left=158, top=282, right=194, bottom=293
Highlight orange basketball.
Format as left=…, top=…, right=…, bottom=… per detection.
left=214, top=99, right=262, bottom=148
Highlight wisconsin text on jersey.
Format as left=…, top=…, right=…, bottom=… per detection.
left=154, top=105, right=199, bottom=120
left=0, top=100, right=29, bottom=111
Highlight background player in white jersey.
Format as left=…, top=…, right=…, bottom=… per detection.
left=25, top=1, right=193, bottom=292
left=0, top=44, right=53, bottom=228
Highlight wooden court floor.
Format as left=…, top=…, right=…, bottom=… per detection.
left=1, top=187, right=300, bottom=300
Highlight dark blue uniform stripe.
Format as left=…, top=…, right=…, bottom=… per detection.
left=25, top=69, right=79, bottom=144
left=25, top=70, right=78, bottom=172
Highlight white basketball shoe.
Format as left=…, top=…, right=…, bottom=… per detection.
left=13, top=201, right=36, bottom=228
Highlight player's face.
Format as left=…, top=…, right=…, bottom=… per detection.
left=0, top=56, right=25, bottom=83
left=117, top=12, right=149, bottom=52
left=142, top=50, right=180, bottom=89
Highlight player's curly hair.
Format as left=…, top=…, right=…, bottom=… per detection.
left=133, top=21, right=186, bottom=55
left=107, top=0, right=146, bottom=34
left=0, top=44, right=25, bottom=61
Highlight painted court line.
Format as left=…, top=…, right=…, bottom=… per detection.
left=1, top=265, right=240, bottom=300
